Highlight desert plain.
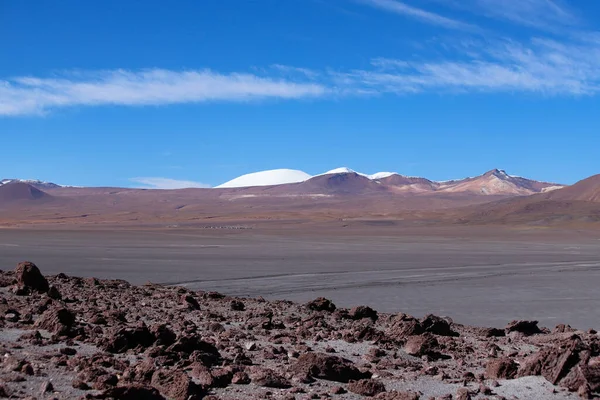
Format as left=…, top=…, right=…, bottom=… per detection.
left=1, top=225, right=599, bottom=330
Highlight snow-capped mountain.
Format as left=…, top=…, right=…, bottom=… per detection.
left=215, top=167, right=563, bottom=195
left=0, top=179, right=63, bottom=190
left=215, top=169, right=312, bottom=188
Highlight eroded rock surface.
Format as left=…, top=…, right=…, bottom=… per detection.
left=0, top=262, right=596, bottom=399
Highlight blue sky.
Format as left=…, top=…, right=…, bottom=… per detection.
left=1, top=0, right=600, bottom=188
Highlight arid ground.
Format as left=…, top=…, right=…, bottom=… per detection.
left=2, top=226, right=599, bottom=330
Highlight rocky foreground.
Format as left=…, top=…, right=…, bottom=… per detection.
left=0, top=263, right=599, bottom=399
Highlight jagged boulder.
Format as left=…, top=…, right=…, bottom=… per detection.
left=306, top=297, right=336, bottom=312
left=348, top=379, right=386, bottom=396
left=15, top=261, right=48, bottom=293
left=291, top=352, right=371, bottom=383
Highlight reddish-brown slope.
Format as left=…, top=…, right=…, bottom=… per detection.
left=0, top=182, right=51, bottom=202
left=454, top=174, right=600, bottom=226
left=257, top=172, right=388, bottom=195
left=544, top=174, right=600, bottom=202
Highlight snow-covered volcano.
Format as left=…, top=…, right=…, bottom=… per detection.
left=216, top=167, right=400, bottom=188
left=215, top=167, right=564, bottom=195
left=215, top=169, right=312, bottom=188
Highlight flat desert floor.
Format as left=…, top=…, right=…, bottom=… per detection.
left=1, top=226, right=599, bottom=330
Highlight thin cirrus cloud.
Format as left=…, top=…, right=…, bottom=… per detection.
left=129, top=177, right=211, bottom=190
left=340, top=38, right=600, bottom=95
left=465, top=0, right=578, bottom=30
left=3, top=0, right=600, bottom=118
left=0, top=69, right=328, bottom=116
left=357, top=0, right=480, bottom=31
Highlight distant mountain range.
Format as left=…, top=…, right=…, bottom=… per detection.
left=216, top=167, right=563, bottom=196
left=0, top=179, right=63, bottom=190
left=2, top=170, right=599, bottom=228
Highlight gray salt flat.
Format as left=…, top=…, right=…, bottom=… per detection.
left=0, top=229, right=599, bottom=330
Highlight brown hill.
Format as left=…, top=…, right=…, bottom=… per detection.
left=455, top=174, right=600, bottom=226
left=544, top=174, right=600, bottom=202
left=0, top=182, right=51, bottom=202
left=259, top=172, right=388, bottom=195
left=376, top=175, right=437, bottom=192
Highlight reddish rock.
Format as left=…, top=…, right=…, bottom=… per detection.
left=331, top=386, right=346, bottom=394
left=208, top=368, right=233, bottom=388
left=291, top=352, right=371, bottom=383
left=151, top=370, right=202, bottom=400
left=519, top=336, right=589, bottom=387
left=485, top=357, right=518, bottom=379
left=386, top=314, right=424, bottom=341
left=249, top=367, right=291, bottom=388
left=375, top=391, right=420, bottom=400
left=150, top=324, right=176, bottom=347
left=420, top=315, right=458, bottom=337
left=554, top=324, right=576, bottom=334
left=102, top=324, right=155, bottom=353
left=40, top=381, right=53, bottom=394
left=306, top=297, right=336, bottom=312
left=181, top=294, right=200, bottom=310
left=230, top=300, right=246, bottom=311
left=34, top=307, right=76, bottom=336
left=404, top=334, right=442, bottom=359
left=480, top=327, right=505, bottom=337
left=100, top=385, right=166, bottom=399
left=47, top=285, right=62, bottom=300
left=72, top=379, right=91, bottom=390
left=505, top=320, right=542, bottom=336
left=348, top=379, right=386, bottom=397
left=231, top=371, right=251, bottom=385
left=168, top=335, right=221, bottom=366
left=456, top=387, right=472, bottom=400
left=350, top=305, right=378, bottom=321
left=124, top=360, right=156, bottom=383
left=93, top=373, right=118, bottom=390
left=15, top=261, right=49, bottom=293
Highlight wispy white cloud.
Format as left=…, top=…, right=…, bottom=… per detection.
left=468, top=0, right=578, bottom=30
left=334, top=36, right=600, bottom=95
left=370, top=58, right=411, bottom=70
left=270, top=64, right=320, bottom=79
left=130, top=177, right=211, bottom=189
left=0, top=69, right=328, bottom=116
left=357, top=0, right=479, bottom=31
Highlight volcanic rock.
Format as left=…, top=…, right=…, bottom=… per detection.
left=348, top=379, right=386, bottom=396
left=404, top=334, right=444, bottom=359
left=505, top=320, right=542, bottom=336
left=421, top=314, right=459, bottom=337
left=456, top=387, right=472, bottom=400
left=150, top=324, right=176, bottom=347
left=40, top=380, right=54, bottom=394
left=151, top=369, right=202, bottom=400
left=231, top=371, right=250, bottom=385
left=100, top=385, right=166, bottom=399
left=374, top=392, right=420, bottom=400
left=249, top=367, right=291, bottom=388
left=306, top=297, right=336, bottom=312
left=485, top=357, right=518, bottom=379
left=386, top=314, right=424, bottom=341
left=123, top=360, right=156, bottom=384
left=15, top=261, right=49, bottom=293
left=230, top=300, right=245, bottom=311
left=168, top=335, right=221, bottom=365
left=350, top=305, right=378, bottom=321
left=520, top=335, right=600, bottom=395
left=181, top=294, right=200, bottom=310
left=34, top=307, right=76, bottom=336
left=291, top=352, right=371, bottom=383
left=102, top=324, right=155, bottom=353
